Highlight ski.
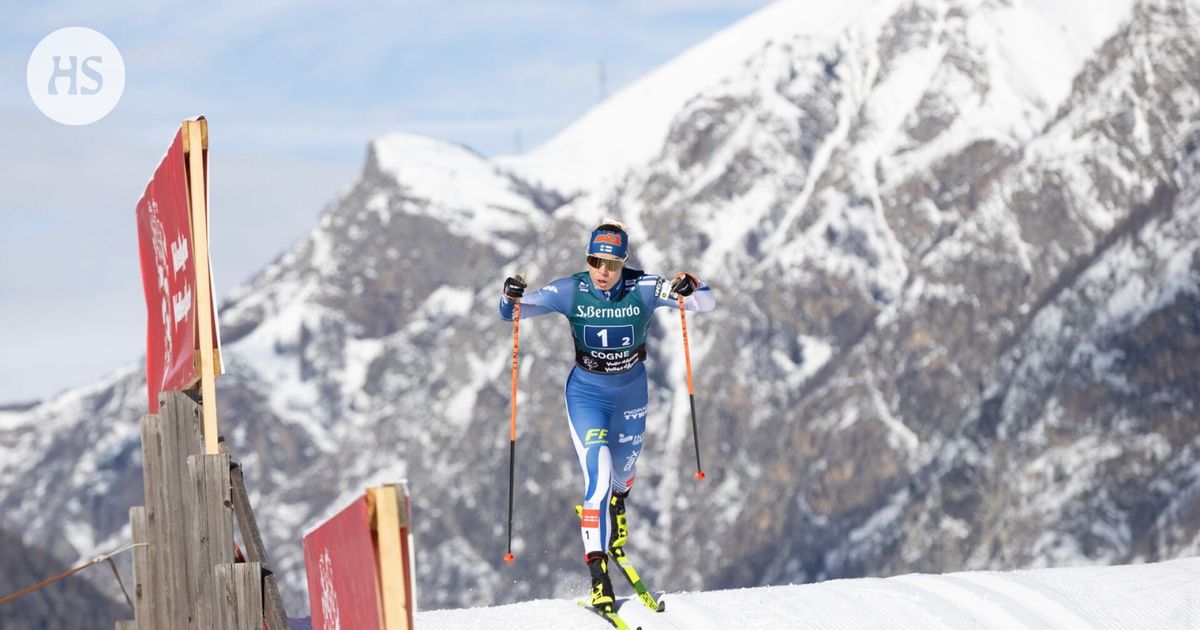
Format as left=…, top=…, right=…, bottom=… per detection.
left=610, top=546, right=666, bottom=612
left=576, top=599, right=640, bottom=630
left=576, top=505, right=665, bottom=612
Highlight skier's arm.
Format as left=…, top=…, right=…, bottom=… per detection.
left=640, top=273, right=716, bottom=312
left=499, top=277, right=573, bottom=321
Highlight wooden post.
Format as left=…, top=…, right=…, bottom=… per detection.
left=130, top=506, right=151, bottom=628
left=396, top=483, right=416, bottom=620
left=234, top=563, right=263, bottom=630
left=186, top=455, right=212, bottom=630
left=160, top=392, right=201, bottom=628
left=229, top=460, right=288, bottom=629
left=114, top=621, right=137, bottom=630
left=204, top=455, right=235, bottom=571
left=189, top=452, right=234, bottom=630
left=206, top=454, right=236, bottom=625
left=371, top=484, right=414, bottom=630
left=141, top=412, right=172, bottom=630
left=215, top=563, right=263, bottom=630
left=136, top=390, right=279, bottom=630
left=183, top=118, right=221, bottom=456
left=214, top=562, right=236, bottom=630
left=372, top=486, right=405, bottom=630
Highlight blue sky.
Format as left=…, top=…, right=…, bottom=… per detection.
left=0, top=1, right=774, bottom=403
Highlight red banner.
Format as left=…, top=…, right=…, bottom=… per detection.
left=303, top=497, right=383, bottom=630
left=136, top=129, right=197, bottom=409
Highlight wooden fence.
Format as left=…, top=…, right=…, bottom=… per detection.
left=117, top=390, right=288, bottom=629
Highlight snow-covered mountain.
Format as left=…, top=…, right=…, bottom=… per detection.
left=3, top=0, right=1200, bottom=617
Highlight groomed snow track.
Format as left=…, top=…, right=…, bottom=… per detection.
left=414, top=557, right=1200, bottom=629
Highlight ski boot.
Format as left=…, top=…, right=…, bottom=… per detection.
left=603, top=491, right=665, bottom=612
left=586, top=551, right=616, bottom=612
left=608, top=491, right=629, bottom=555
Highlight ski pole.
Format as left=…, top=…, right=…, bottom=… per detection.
left=504, top=273, right=525, bottom=564
left=677, top=290, right=706, bottom=480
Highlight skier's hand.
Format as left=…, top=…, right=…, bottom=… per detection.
left=670, top=272, right=699, bottom=297
left=503, top=275, right=527, bottom=299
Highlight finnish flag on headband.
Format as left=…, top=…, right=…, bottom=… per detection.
left=588, top=229, right=628, bottom=260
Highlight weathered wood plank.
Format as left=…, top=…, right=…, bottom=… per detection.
left=160, top=392, right=199, bottom=628
left=214, top=562, right=263, bottom=630
left=187, top=455, right=212, bottom=630
left=161, top=403, right=188, bottom=630
left=229, top=460, right=288, bottom=628
left=235, top=562, right=263, bottom=630
left=261, top=573, right=287, bottom=630
left=214, top=563, right=236, bottom=630
left=206, top=455, right=236, bottom=607
left=187, top=452, right=236, bottom=630
left=130, top=506, right=150, bottom=628
left=140, top=412, right=172, bottom=630
left=114, top=620, right=136, bottom=630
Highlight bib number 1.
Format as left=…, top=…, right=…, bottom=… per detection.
left=585, top=325, right=634, bottom=349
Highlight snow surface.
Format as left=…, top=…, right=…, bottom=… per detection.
left=414, top=557, right=1200, bottom=629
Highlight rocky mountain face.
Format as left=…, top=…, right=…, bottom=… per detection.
left=2, top=0, right=1200, bottom=617
left=0, top=526, right=128, bottom=628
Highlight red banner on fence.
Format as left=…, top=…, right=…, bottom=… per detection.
left=303, top=497, right=384, bottom=630
left=136, top=129, right=197, bottom=409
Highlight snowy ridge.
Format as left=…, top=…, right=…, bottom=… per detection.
left=495, top=0, right=896, bottom=194
left=416, top=557, right=1200, bottom=629
left=370, top=133, right=548, bottom=256
left=497, top=0, right=1137, bottom=195
left=0, top=362, right=144, bottom=562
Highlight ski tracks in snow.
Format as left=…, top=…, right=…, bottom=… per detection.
left=415, top=557, right=1200, bottom=629
left=616, top=594, right=729, bottom=630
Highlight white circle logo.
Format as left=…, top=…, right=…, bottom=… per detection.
left=27, top=27, right=125, bottom=126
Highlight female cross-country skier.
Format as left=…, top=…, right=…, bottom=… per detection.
left=498, top=219, right=716, bottom=615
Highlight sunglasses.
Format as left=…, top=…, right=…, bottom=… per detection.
left=587, top=255, right=625, bottom=271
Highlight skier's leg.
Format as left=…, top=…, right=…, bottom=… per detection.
left=606, top=371, right=647, bottom=552
left=576, top=442, right=614, bottom=556
left=565, top=372, right=616, bottom=557
left=608, top=371, right=648, bottom=495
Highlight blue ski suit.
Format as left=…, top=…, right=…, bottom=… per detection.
left=499, top=267, right=716, bottom=555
